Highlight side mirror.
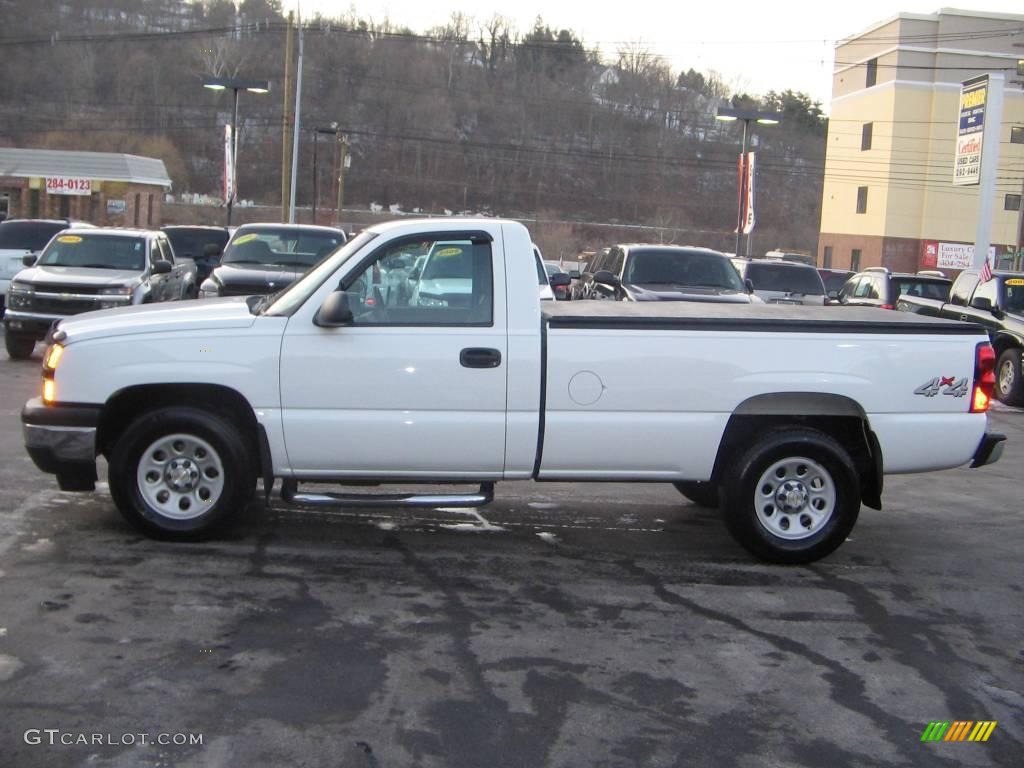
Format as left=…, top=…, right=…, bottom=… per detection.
left=744, top=278, right=755, bottom=294
left=970, top=296, right=993, bottom=311
left=314, top=291, right=354, bottom=327
left=549, top=273, right=571, bottom=288
left=593, top=270, right=620, bottom=288
left=569, top=269, right=580, bottom=279
left=203, top=243, right=223, bottom=258
left=22, top=254, right=36, bottom=267
left=153, top=260, right=172, bottom=275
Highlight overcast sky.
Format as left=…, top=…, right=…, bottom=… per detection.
left=284, top=2, right=1023, bottom=107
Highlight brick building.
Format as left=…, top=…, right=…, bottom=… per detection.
left=0, top=148, right=172, bottom=227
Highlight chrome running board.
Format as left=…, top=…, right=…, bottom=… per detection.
left=279, top=480, right=494, bottom=508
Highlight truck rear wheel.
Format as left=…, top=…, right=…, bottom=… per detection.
left=108, top=407, right=255, bottom=539
left=720, top=428, right=860, bottom=564
left=672, top=481, right=720, bottom=508
left=5, top=332, right=35, bottom=359
left=995, top=348, right=1024, bottom=406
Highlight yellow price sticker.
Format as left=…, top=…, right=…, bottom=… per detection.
left=434, top=247, right=463, bottom=258
left=1005, top=278, right=1024, bottom=286
left=57, top=235, right=82, bottom=244
left=232, top=233, right=258, bottom=245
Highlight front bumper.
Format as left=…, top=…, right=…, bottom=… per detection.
left=970, top=432, right=1006, bottom=468
left=22, top=397, right=101, bottom=480
left=4, top=310, right=62, bottom=339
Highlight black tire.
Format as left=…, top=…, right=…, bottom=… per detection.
left=5, top=332, right=36, bottom=359
left=108, top=406, right=255, bottom=540
left=673, top=481, right=720, bottom=508
left=995, top=348, right=1024, bottom=406
left=720, top=428, right=860, bottom=564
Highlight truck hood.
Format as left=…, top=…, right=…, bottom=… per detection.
left=15, top=265, right=143, bottom=288
left=623, top=283, right=755, bottom=303
left=56, top=297, right=257, bottom=343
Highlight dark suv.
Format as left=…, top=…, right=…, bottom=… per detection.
left=162, top=225, right=230, bottom=282
left=572, top=244, right=756, bottom=303
left=838, top=268, right=951, bottom=310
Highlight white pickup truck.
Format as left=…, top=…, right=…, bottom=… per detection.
left=21, top=219, right=1005, bottom=563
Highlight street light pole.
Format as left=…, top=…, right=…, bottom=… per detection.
left=201, top=75, right=270, bottom=227
left=715, top=106, right=782, bottom=257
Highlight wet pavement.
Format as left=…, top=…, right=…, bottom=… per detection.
left=0, top=342, right=1021, bottom=767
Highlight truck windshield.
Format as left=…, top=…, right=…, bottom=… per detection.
left=746, top=264, right=824, bottom=294
left=0, top=221, right=66, bottom=252
left=222, top=228, right=346, bottom=268
left=1004, top=282, right=1024, bottom=314
left=36, top=234, right=146, bottom=271
left=164, top=228, right=229, bottom=260
left=625, top=250, right=745, bottom=290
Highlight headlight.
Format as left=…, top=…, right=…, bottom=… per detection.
left=8, top=281, right=34, bottom=308
left=416, top=293, right=448, bottom=307
left=43, top=343, right=64, bottom=371
left=199, top=279, right=220, bottom=298
left=99, top=285, right=134, bottom=296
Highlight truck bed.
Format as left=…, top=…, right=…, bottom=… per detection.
left=542, top=301, right=981, bottom=335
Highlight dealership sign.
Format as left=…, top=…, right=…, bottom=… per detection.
left=954, top=76, right=987, bottom=186
left=921, top=240, right=995, bottom=270
left=45, top=176, right=93, bottom=196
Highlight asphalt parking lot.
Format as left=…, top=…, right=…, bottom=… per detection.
left=0, top=340, right=1021, bottom=768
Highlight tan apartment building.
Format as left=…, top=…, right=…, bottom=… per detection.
left=818, top=8, right=1024, bottom=274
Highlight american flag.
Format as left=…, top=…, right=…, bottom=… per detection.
left=979, top=254, right=993, bottom=283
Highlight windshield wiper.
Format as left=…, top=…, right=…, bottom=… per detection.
left=269, top=261, right=311, bottom=269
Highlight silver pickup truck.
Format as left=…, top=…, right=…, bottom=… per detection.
left=4, top=227, right=196, bottom=358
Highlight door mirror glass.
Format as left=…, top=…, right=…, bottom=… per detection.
left=314, top=290, right=353, bottom=327
left=744, top=278, right=755, bottom=294
left=593, top=270, right=620, bottom=287
left=152, top=260, right=172, bottom=275
left=549, top=273, right=571, bottom=288
left=22, top=254, right=36, bottom=267
left=970, top=296, right=993, bottom=311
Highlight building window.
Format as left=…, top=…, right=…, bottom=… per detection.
left=29, top=189, right=39, bottom=217
left=59, top=196, right=70, bottom=218
left=1006, top=194, right=1022, bottom=212
left=861, top=123, right=873, bottom=151
left=823, top=246, right=833, bottom=268
left=851, top=249, right=861, bottom=271
left=866, top=58, right=877, bottom=88
left=147, top=194, right=153, bottom=226
left=133, top=193, right=141, bottom=226
left=856, top=186, right=868, bottom=214
left=1011, top=126, right=1024, bottom=145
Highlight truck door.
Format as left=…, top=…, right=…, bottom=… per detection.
left=278, top=231, right=508, bottom=476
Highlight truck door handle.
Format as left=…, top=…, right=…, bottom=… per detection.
left=460, top=347, right=502, bottom=368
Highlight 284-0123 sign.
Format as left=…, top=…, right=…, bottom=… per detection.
left=45, top=176, right=93, bottom=196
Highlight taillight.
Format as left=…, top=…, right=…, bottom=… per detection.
left=880, top=303, right=894, bottom=310
left=971, top=342, right=996, bottom=413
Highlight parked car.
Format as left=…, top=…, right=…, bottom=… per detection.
left=574, top=245, right=757, bottom=303
left=4, top=228, right=195, bottom=359
left=161, top=225, right=230, bottom=283
left=22, top=218, right=1003, bottom=564
left=0, top=219, right=95, bottom=315
left=732, top=258, right=827, bottom=305
left=199, top=223, right=346, bottom=298
left=818, top=268, right=856, bottom=302
left=542, top=260, right=571, bottom=300
left=897, top=268, right=1024, bottom=405
left=838, top=267, right=951, bottom=310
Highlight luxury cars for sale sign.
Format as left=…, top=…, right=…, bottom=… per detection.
left=954, top=76, right=987, bottom=186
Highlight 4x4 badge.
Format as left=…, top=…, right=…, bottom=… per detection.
left=914, top=377, right=969, bottom=398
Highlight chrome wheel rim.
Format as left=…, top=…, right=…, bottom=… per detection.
left=754, top=456, right=835, bottom=540
left=136, top=433, right=225, bottom=520
left=998, top=358, right=1014, bottom=395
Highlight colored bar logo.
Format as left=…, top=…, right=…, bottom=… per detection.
left=921, top=721, right=997, bottom=742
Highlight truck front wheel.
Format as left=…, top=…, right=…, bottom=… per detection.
left=995, top=348, right=1024, bottom=406
left=720, top=428, right=860, bottom=564
left=108, top=407, right=255, bottom=539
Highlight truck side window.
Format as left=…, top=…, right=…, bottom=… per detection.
left=342, top=237, right=493, bottom=326
left=949, top=273, right=979, bottom=306
left=608, top=248, right=625, bottom=276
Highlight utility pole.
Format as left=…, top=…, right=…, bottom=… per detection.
left=280, top=11, right=294, bottom=222
left=287, top=11, right=303, bottom=223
